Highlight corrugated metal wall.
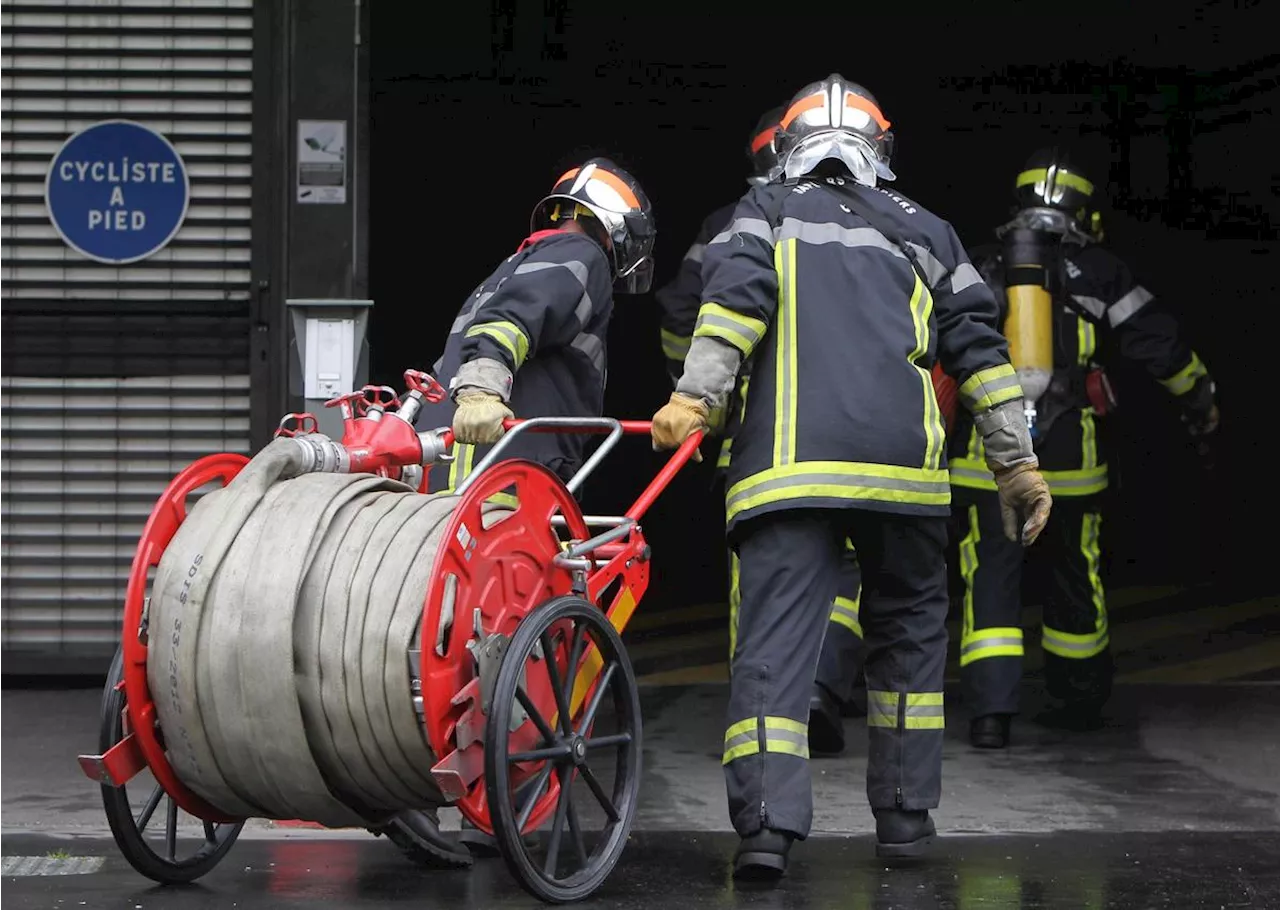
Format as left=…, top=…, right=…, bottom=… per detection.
left=1, top=0, right=254, bottom=671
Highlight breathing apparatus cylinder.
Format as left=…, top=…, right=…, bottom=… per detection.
left=1001, top=226, right=1058, bottom=436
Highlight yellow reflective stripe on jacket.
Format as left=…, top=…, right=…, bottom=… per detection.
left=726, top=460, right=950, bottom=523
left=447, top=443, right=477, bottom=491
left=773, top=238, right=799, bottom=467
left=907, top=273, right=945, bottom=471
left=958, top=363, right=1024, bottom=412
left=830, top=594, right=862, bottom=638
left=465, top=320, right=531, bottom=368
left=660, top=327, right=691, bottom=362
left=949, top=456, right=1109, bottom=497
left=867, top=691, right=945, bottom=730
left=1159, top=351, right=1208, bottom=396
left=1076, top=315, right=1097, bottom=364
left=693, top=302, right=768, bottom=356
left=728, top=551, right=741, bottom=659
left=721, top=715, right=809, bottom=764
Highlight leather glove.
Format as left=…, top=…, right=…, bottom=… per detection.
left=651, top=392, right=708, bottom=462
left=992, top=462, right=1052, bottom=546
left=452, top=389, right=513, bottom=445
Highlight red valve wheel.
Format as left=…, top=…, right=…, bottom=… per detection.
left=420, top=459, right=589, bottom=836
left=404, top=369, right=448, bottom=403
left=323, top=390, right=369, bottom=418
left=275, top=413, right=319, bottom=438
left=362, top=384, right=401, bottom=410
left=121, top=453, right=250, bottom=825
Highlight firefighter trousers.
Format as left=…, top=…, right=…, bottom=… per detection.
left=723, top=508, right=949, bottom=838
left=954, top=488, right=1112, bottom=718
left=729, top=545, right=865, bottom=706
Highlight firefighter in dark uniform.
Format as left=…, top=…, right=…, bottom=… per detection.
left=384, top=158, right=655, bottom=866
left=651, top=74, right=1053, bottom=877
left=949, top=148, right=1219, bottom=749
left=654, top=106, right=868, bottom=756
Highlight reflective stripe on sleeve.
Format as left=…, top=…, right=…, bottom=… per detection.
left=949, top=261, right=984, bottom=295
left=465, top=321, right=531, bottom=369
left=683, top=242, right=706, bottom=263
left=1159, top=352, right=1208, bottom=397
left=660, top=328, right=692, bottom=361
left=709, top=217, right=775, bottom=247
left=958, top=363, right=1024, bottom=412
left=693, top=302, right=769, bottom=356
left=949, top=457, right=1109, bottom=497
left=1107, top=286, right=1154, bottom=327
left=513, top=258, right=596, bottom=326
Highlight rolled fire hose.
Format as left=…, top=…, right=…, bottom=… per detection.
left=146, top=437, right=507, bottom=827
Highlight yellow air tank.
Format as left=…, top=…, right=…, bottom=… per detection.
left=1001, top=227, right=1058, bottom=433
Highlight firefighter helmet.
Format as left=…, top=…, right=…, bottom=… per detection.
left=776, top=74, right=895, bottom=185
left=746, top=104, right=786, bottom=185
left=1009, top=147, right=1104, bottom=244
left=531, top=158, right=657, bottom=293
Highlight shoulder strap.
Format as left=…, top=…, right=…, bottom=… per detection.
left=817, top=180, right=929, bottom=287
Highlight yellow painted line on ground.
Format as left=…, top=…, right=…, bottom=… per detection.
left=1111, top=597, right=1278, bottom=651
left=627, top=628, right=726, bottom=661
left=1107, top=584, right=1184, bottom=611
left=1116, top=636, right=1280, bottom=684
left=625, top=601, right=726, bottom=634
left=638, top=662, right=729, bottom=686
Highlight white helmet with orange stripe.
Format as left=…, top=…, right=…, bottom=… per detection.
left=746, top=104, right=787, bottom=186
left=530, top=157, right=656, bottom=294
left=777, top=74, right=896, bottom=187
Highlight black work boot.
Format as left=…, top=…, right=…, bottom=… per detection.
left=873, top=809, right=936, bottom=859
left=458, top=817, right=500, bottom=857
left=808, top=684, right=846, bottom=755
left=372, top=809, right=473, bottom=869
left=970, top=714, right=1012, bottom=749
left=733, top=827, right=795, bottom=879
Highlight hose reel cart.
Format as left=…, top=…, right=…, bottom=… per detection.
left=77, top=367, right=704, bottom=903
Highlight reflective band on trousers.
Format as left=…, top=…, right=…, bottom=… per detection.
left=867, top=691, right=945, bottom=730
left=959, top=626, right=1024, bottom=667
left=1041, top=624, right=1109, bottom=660
left=830, top=595, right=862, bottom=638
left=722, top=715, right=810, bottom=764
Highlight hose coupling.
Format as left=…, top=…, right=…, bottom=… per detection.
left=291, top=434, right=352, bottom=474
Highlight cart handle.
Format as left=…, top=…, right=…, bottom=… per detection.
left=445, top=417, right=702, bottom=521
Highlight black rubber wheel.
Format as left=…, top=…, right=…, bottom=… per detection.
left=98, top=647, right=244, bottom=884
left=484, top=595, right=643, bottom=904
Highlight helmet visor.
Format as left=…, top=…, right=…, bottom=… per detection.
left=782, top=132, right=896, bottom=184
left=615, top=254, right=654, bottom=295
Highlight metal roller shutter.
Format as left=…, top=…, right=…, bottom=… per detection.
left=1, top=0, right=254, bottom=673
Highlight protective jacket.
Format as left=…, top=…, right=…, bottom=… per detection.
left=655, top=201, right=737, bottom=379
left=948, top=241, right=1211, bottom=497
left=416, top=230, right=614, bottom=492
left=698, top=177, right=1021, bottom=530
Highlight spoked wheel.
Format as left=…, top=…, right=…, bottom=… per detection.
left=485, top=595, right=643, bottom=903
left=99, top=648, right=244, bottom=883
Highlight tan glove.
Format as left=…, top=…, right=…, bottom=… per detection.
left=651, top=392, right=708, bottom=462
left=992, top=462, right=1052, bottom=546
left=452, top=389, right=514, bottom=445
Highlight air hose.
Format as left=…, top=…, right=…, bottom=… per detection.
left=146, top=437, right=505, bottom=827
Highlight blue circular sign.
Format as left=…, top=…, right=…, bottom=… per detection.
left=44, top=120, right=190, bottom=265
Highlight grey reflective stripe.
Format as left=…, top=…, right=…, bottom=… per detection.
left=450, top=290, right=495, bottom=335
left=764, top=727, right=808, bottom=753
left=469, top=321, right=526, bottom=357
left=1047, top=472, right=1107, bottom=491
left=684, top=242, right=706, bottom=263
left=960, top=636, right=1021, bottom=659
left=1071, top=294, right=1107, bottom=320
left=723, top=730, right=757, bottom=752
left=832, top=600, right=858, bottom=620
left=514, top=259, right=595, bottom=325
left=774, top=218, right=902, bottom=257
left=949, top=261, right=984, bottom=295
left=727, top=469, right=950, bottom=514
left=571, top=332, right=605, bottom=375
left=694, top=310, right=765, bottom=351
left=709, top=217, right=775, bottom=246
left=1108, top=286, right=1154, bottom=327
left=866, top=692, right=898, bottom=727
left=776, top=242, right=796, bottom=465
left=904, top=703, right=945, bottom=719
left=1042, top=627, right=1109, bottom=654
left=905, top=242, right=948, bottom=289
left=961, top=369, right=1023, bottom=409
left=949, top=465, right=995, bottom=484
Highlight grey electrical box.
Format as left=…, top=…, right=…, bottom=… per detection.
left=286, top=298, right=374, bottom=440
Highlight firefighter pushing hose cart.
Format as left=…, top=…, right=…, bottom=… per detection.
left=76, top=368, right=703, bottom=904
